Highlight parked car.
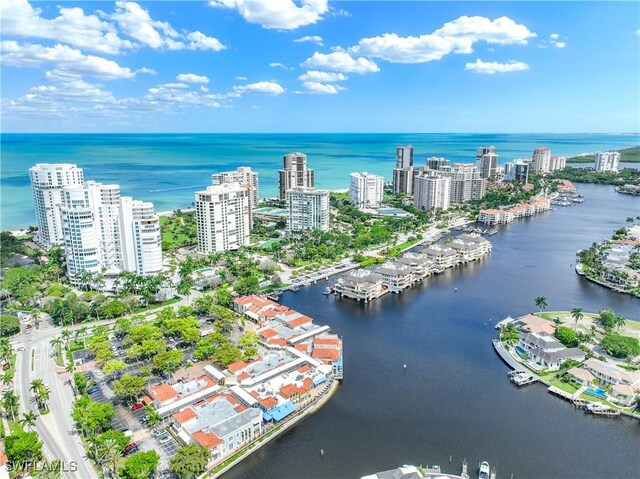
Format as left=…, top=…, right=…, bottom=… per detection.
left=131, top=403, right=144, bottom=411
left=124, top=443, right=138, bottom=455
left=87, top=386, right=99, bottom=394
left=15, top=345, right=25, bottom=351
left=158, top=435, right=171, bottom=444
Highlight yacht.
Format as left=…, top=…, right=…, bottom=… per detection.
left=478, top=461, right=490, bottom=479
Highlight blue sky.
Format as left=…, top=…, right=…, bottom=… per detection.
left=1, top=1, right=639, bottom=133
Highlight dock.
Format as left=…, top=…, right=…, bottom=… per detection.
left=494, top=316, right=516, bottom=330
left=492, top=340, right=526, bottom=373
left=508, top=370, right=537, bottom=386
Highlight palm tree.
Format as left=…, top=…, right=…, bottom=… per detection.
left=535, top=296, right=548, bottom=313
left=61, top=329, right=72, bottom=346
left=76, top=326, right=89, bottom=347
left=49, top=336, right=63, bottom=350
left=2, top=370, right=15, bottom=386
left=20, top=411, right=38, bottom=431
left=32, top=460, right=62, bottom=479
left=101, top=438, right=122, bottom=478
left=0, top=339, right=13, bottom=363
left=30, top=379, right=48, bottom=410
left=570, top=307, right=584, bottom=331
left=65, top=362, right=75, bottom=374
left=614, top=314, right=626, bottom=332
left=1, top=390, right=19, bottom=421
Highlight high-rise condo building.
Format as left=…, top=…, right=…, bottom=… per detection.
left=195, top=183, right=251, bottom=253
left=413, top=172, right=451, bottom=211
left=212, top=167, right=259, bottom=224
left=29, top=163, right=84, bottom=249
left=531, top=147, right=551, bottom=174
left=396, top=146, right=414, bottom=169
left=504, top=160, right=530, bottom=183
left=60, top=181, right=162, bottom=284
left=549, top=156, right=566, bottom=172
left=594, top=151, right=620, bottom=173
left=278, top=152, right=315, bottom=200
left=439, top=163, right=486, bottom=203
left=426, top=157, right=449, bottom=170
left=392, top=167, right=413, bottom=195
left=349, top=172, right=384, bottom=209
left=476, top=146, right=498, bottom=179
left=286, top=187, right=330, bottom=231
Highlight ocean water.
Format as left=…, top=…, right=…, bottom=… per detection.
left=1, top=133, right=638, bottom=230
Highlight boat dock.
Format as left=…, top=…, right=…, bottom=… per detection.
left=508, top=370, right=537, bottom=386
left=494, top=316, right=516, bottom=330
left=492, top=340, right=526, bottom=373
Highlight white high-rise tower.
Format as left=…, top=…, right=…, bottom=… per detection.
left=349, top=172, right=384, bottom=209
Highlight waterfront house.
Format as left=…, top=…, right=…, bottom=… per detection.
left=421, top=244, right=459, bottom=269
left=147, top=374, right=220, bottom=416
left=478, top=197, right=551, bottom=225
left=448, top=233, right=492, bottom=262
left=581, top=358, right=640, bottom=406
left=395, top=252, right=435, bottom=280
left=566, top=367, right=596, bottom=386
left=374, top=261, right=414, bottom=293
left=518, top=332, right=585, bottom=371
left=334, top=269, right=385, bottom=301
left=514, top=314, right=557, bottom=335
left=233, top=295, right=285, bottom=324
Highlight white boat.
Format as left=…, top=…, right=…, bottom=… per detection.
left=323, top=287, right=331, bottom=295
left=478, top=461, right=490, bottom=479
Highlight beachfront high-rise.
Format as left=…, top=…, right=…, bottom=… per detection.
left=549, top=155, right=566, bottom=172
left=195, top=183, right=251, bottom=253
left=392, top=167, right=414, bottom=195
left=504, top=160, right=530, bottom=183
left=349, top=172, right=384, bottom=209
left=531, top=147, right=551, bottom=174
left=413, top=172, right=451, bottom=211
left=60, top=181, right=162, bottom=285
left=426, top=157, right=449, bottom=170
left=29, top=163, right=84, bottom=249
left=396, top=146, right=414, bottom=169
left=212, top=167, right=259, bottom=224
left=278, top=152, right=315, bottom=199
left=438, top=163, right=486, bottom=203
left=286, top=187, right=330, bottom=231
left=476, top=146, right=498, bottom=179
left=594, top=151, right=620, bottom=173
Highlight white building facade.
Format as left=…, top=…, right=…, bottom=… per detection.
left=286, top=187, right=330, bottom=231
left=594, top=151, right=620, bottom=172
left=212, top=167, right=259, bottom=221
left=29, top=163, right=84, bottom=249
left=531, top=147, right=551, bottom=174
left=278, top=152, right=315, bottom=199
left=413, top=172, right=451, bottom=211
left=396, top=146, right=414, bottom=169
left=476, top=146, right=498, bottom=179
left=349, top=172, right=384, bottom=209
left=439, top=163, right=486, bottom=203
left=196, top=183, right=251, bottom=253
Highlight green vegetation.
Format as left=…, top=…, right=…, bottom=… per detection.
left=4, top=426, right=43, bottom=466
left=554, top=326, right=579, bottom=347
left=71, top=396, right=116, bottom=436
left=169, top=443, right=210, bottom=479
left=160, top=210, right=198, bottom=251
left=600, top=333, right=640, bottom=359
left=551, top=166, right=640, bottom=186
left=120, top=450, right=160, bottom=479
left=0, top=314, right=20, bottom=337
left=112, top=374, right=146, bottom=401
left=566, top=146, right=640, bottom=163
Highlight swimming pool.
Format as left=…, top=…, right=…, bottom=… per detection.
left=515, top=346, right=529, bottom=358
left=585, top=387, right=607, bottom=399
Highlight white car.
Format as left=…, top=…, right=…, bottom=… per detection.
left=15, top=345, right=25, bottom=351
left=158, top=435, right=171, bottom=444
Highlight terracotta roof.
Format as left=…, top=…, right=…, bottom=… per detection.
left=228, top=360, right=248, bottom=373
left=314, top=337, right=340, bottom=346
left=147, top=383, right=178, bottom=403
left=258, top=396, right=278, bottom=409
left=294, top=344, right=309, bottom=353
left=259, top=328, right=278, bottom=339
left=297, top=364, right=311, bottom=373
left=172, top=407, right=197, bottom=424
left=302, top=377, right=313, bottom=392
left=192, top=430, right=223, bottom=448
left=264, top=310, right=278, bottom=317
left=268, top=338, right=287, bottom=347
left=238, top=372, right=250, bottom=381
left=250, top=390, right=260, bottom=398
left=235, top=404, right=247, bottom=412
left=312, top=348, right=341, bottom=361
left=279, top=384, right=299, bottom=398
left=287, top=315, right=313, bottom=328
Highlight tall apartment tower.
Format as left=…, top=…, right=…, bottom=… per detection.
left=476, top=146, right=498, bottom=179
left=278, top=152, right=315, bottom=200
left=439, top=163, right=486, bottom=203
left=549, top=156, right=566, bottom=172
left=212, top=167, right=259, bottom=225
left=29, top=163, right=84, bottom=249
left=504, top=160, right=530, bottom=183
left=392, top=167, right=413, bottom=195
left=426, top=157, right=449, bottom=171
left=594, top=151, right=620, bottom=173
left=396, top=146, right=414, bottom=169
left=286, top=187, right=330, bottom=231
left=413, top=172, right=451, bottom=211
left=531, top=147, right=551, bottom=174
left=60, top=181, right=162, bottom=283
left=195, top=183, right=251, bottom=253
left=349, top=172, right=384, bottom=209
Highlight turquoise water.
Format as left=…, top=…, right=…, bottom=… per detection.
left=2, top=133, right=638, bottom=230
left=585, top=387, right=608, bottom=399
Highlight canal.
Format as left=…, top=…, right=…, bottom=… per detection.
left=224, top=183, right=640, bottom=479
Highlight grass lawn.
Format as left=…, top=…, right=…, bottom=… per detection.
left=549, top=378, right=579, bottom=395
left=67, top=340, right=84, bottom=352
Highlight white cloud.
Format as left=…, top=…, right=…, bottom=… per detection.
left=136, top=67, right=157, bottom=75
left=350, top=16, right=536, bottom=64
left=233, top=81, right=285, bottom=95
left=301, top=81, right=345, bottom=94
left=294, top=35, right=324, bottom=46
left=200, top=86, right=209, bottom=92
left=209, top=0, right=328, bottom=30
left=636, top=29, right=640, bottom=36
left=465, top=59, right=529, bottom=74
left=549, top=33, right=560, bottom=40
left=112, top=1, right=225, bottom=51
left=0, top=0, right=133, bottom=55
left=176, top=73, right=210, bottom=84
left=269, top=62, right=292, bottom=70
left=235, top=76, right=248, bottom=81
left=160, top=82, right=188, bottom=89
left=143, top=84, right=221, bottom=108
left=0, top=41, right=139, bottom=79
left=554, top=42, right=566, bottom=49
left=301, top=51, right=379, bottom=73
left=298, top=70, right=347, bottom=82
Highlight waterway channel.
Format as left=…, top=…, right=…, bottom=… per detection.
left=224, top=183, right=640, bottom=479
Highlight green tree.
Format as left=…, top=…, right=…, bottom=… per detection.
left=601, top=334, right=640, bottom=359
left=96, top=429, right=130, bottom=452
left=193, top=294, right=215, bottom=315
left=534, top=296, right=547, bottom=312
left=214, top=343, right=242, bottom=366
left=554, top=326, right=579, bottom=348
left=102, top=359, right=127, bottom=378
left=570, top=307, right=584, bottom=330
left=112, top=374, right=146, bottom=402
left=4, top=427, right=43, bottom=464
left=500, top=322, right=519, bottom=345
left=234, top=276, right=259, bottom=296
left=169, top=443, right=210, bottom=479
left=120, top=451, right=160, bottom=479
left=71, top=397, right=116, bottom=436
left=2, top=390, right=20, bottom=421
left=20, top=410, right=38, bottom=431
left=73, top=372, right=89, bottom=395
left=153, top=350, right=184, bottom=373
left=214, top=288, right=233, bottom=308
left=0, top=314, right=20, bottom=337
left=239, top=331, right=259, bottom=347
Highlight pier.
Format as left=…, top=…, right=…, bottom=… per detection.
left=492, top=340, right=526, bottom=373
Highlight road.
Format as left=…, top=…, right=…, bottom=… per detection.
left=10, top=289, right=203, bottom=479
